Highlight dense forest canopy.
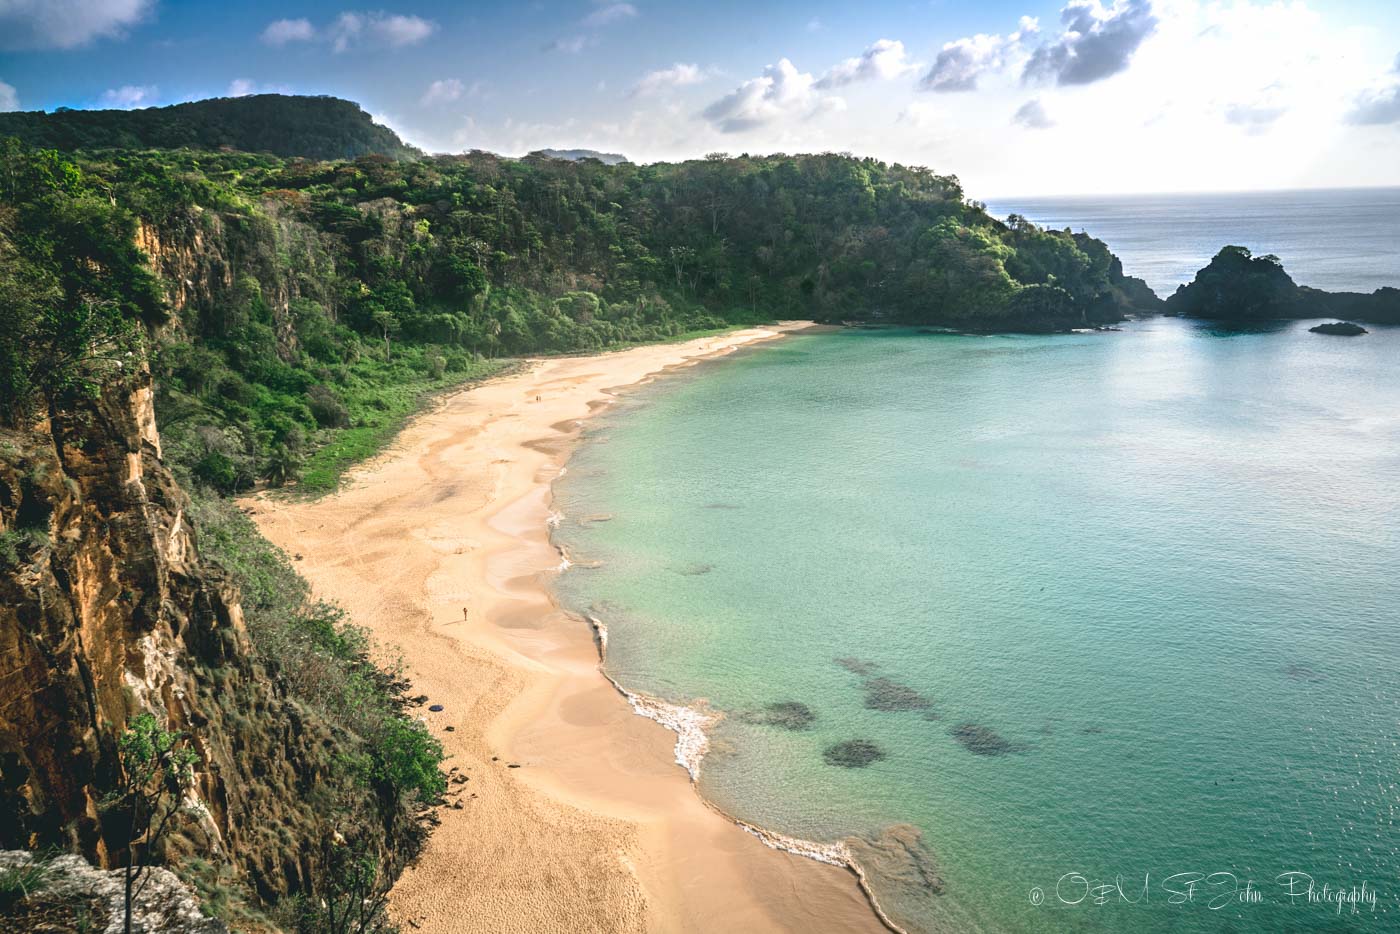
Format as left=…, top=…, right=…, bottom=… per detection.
left=1, top=95, right=1164, bottom=495
left=0, top=94, right=420, bottom=162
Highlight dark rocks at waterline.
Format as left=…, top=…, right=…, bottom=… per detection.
left=740, top=701, right=817, bottom=731
left=845, top=824, right=945, bottom=896
left=1309, top=321, right=1368, bottom=336
left=863, top=677, right=934, bottom=713
left=823, top=739, right=887, bottom=768
left=950, top=723, right=1017, bottom=756
left=835, top=656, right=879, bottom=677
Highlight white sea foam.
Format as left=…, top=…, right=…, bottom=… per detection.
left=546, top=510, right=563, bottom=528
left=734, top=821, right=851, bottom=866
left=618, top=689, right=714, bottom=779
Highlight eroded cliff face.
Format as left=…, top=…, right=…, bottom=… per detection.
left=0, top=376, right=370, bottom=903
left=135, top=200, right=340, bottom=359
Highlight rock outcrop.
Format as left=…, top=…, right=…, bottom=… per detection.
left=1309, top=321, right=1368, bottom=336
left=1166, top=246, right=1400, bottom=323
left=0, top=374, right=405, bottom=905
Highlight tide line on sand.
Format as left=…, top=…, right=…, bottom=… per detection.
left=578, top=609, right=910, bottom=934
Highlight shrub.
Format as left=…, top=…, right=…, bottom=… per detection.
left=0, top=855, right=53, bottom=910
left=306, top=384, right=350, bottom=428
left=0, top=528, right=49, bottom=569
left=372, top=717, right=446, bottom=800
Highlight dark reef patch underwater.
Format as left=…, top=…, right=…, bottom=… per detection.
left=740, top=701, right=818, bottom=731
left=823, top=739, right=887, bottom=768
left=950, top=723, right=1018, bottom=756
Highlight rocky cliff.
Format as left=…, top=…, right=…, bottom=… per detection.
left=1166, top=245, right=1400, bottom=323
left=0, top=373, right=416, bottom=910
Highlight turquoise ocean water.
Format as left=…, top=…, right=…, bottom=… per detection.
left=553, top=316, right=1400, bottom=933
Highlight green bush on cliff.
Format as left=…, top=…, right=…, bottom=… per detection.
left=0, top=141, right=161, bottom=425
left=188, top=491, right=446, bottom=804
left=371, top=717, right=447, bottom=800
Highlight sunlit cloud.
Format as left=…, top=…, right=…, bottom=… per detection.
left=630, top=63, right=713, bottom=97
left=702, top=58, right=844, bottom=133
left=330, top=12, right=437, bottom=52
left=261, top=17, right=315, bottom=46
left=816, top=39, right=917, bottom=89
left=101, top=84, right=157, bottom=109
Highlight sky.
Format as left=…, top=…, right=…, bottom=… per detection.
left=2, top=0, right=1399, bottom=197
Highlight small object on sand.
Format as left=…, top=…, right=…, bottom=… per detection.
left=491, top=756, right=499, bottom=761
left=444, top=725, right=455, bottom=732
left=294, top=553, right=303, bottom=561
left=429, top=704, right=445, bottom=712
left=462, top=607, right=469, bottom=621
left=507, top=763, right=521, bottom=769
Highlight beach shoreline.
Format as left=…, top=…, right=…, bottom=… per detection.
left=246, top=323, right=887, bottom=933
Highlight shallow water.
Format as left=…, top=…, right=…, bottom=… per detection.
left=985, top=188, right=1400, bottom=297
left=553, top=319, right=1400, bottom=933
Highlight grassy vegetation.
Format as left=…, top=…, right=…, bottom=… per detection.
left=294, top=351, right=512, bottom=496
left=188, top=488, right=444, bottom=801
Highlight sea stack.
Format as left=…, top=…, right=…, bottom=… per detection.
left=1309, top=321, right=1368, bottom=336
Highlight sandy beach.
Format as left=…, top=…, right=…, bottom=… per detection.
left=246, top=324, right=885, bottom=933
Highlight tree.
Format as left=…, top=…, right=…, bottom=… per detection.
left=291, top=840, right=395, bottom=934
left=0, top=145, right=160, bottom=426
left=111, top=713, right=199, bottom=934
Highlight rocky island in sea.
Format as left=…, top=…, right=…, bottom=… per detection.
left=1166, top=245, right=1400, bottom=324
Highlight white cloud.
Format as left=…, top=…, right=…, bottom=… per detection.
left=807, top=19, right=823, bottom=32
left=370, top=12, right=435, bottom=46
left=261, top=17, right=315, bottom=46
left=101, top=84, right=157, bottom=109
left=546, top=34, right=590, bottom=53
left=421, top=78, right=465, bottom=106
left=582, top=2, right=636, bottom=28
left=547, top=1, right=635, bottom=52
left=702, top=58, right=843, bottom=133
left=631, top=63, right=711, bottom=97
left=226, top=78, right=291, bottom=98
left=1342, top=54, right=1400, bottom=126
left=921, top=33, right=1015, bottom=92
left=1024, top=0, right=1159, bottom=86
left=1224, top=102, right=1284, bottom=129
left=1012, top=98, right=1054, bottom=128
left=291, top=11, right=438, bottom=52
left=0, top=0, right=153, bottom=50
left=897, top=100, right=943, bottom=130
left=0, top=80, right=18, bottom=112
left=816, top=39, right=917, bottom=89
left=335, top=12, right=422, bottom=51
